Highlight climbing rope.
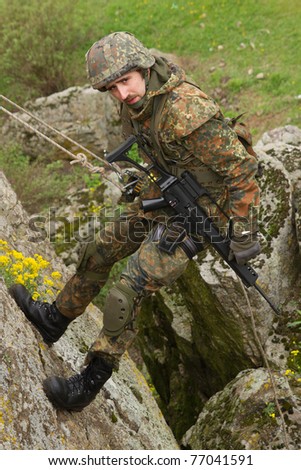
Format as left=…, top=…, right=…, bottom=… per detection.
left=238, top=278, right=290, bottom=449
left=0, top=95, right=124, bottom=191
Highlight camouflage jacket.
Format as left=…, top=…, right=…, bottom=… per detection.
left=121, top=57, right=260, bottom=236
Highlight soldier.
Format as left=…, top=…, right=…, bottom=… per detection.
left=9, top=31, right=261, bottom=411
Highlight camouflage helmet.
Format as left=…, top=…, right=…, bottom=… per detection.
left=86, top=31, right=155, bottom=91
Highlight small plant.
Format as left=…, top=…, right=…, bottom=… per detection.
left=0, top=239, right=63, bottom=302
left=285, top=347, right=301, bottom=383
left=82, top=173, right=104, bottom=192
left=263, top=401, right=276, bottom=419
left=287, top=310, right=301, bottom=331
left=128, top=142, right=143, bottom=164
left=285, top=308, right=301, bottom=384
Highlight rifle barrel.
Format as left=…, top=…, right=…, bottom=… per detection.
left=254, top=283, right=280, bottom=315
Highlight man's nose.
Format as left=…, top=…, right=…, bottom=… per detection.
left=118, top=86, right=129, bottom=101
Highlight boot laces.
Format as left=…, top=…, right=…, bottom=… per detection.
left=38, top=301, right=54, bottom=319
left=66, top=361, right=112, bottom=396
left=30, top=297, right=52, bottom=315
left=66, top=371, right=92, bottom=396
left=66, top=362, right=102, bottom=397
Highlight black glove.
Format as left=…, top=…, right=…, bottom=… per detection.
left=119, top=172, right=144, bottom=202
left=229, top=234, right=261, bottom=265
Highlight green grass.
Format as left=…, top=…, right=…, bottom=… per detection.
left=1, top=0, right=300, bottom=137
left=0, top=144, right=85, bottom=213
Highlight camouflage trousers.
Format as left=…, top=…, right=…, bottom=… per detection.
left=55, top=209, right=190, bottom=368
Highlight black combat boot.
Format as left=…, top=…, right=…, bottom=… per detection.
left=9, top=284, right=72, bottom=344
left=43, top=357, right=113, bottom=411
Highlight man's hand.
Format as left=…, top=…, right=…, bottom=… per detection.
left=229, top=234, right=261, bottom=265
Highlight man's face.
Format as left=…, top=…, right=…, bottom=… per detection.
left=105, top=70, right=146, bottom=105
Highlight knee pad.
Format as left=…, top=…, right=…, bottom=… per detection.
left=103, top=282, right=138, bottom=337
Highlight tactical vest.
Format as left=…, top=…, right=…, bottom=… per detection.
left=121, top=81, right=258, bottom=178
left=121, top=83, right=216, bottom=180
left=120, top=80, right=259, bottom=226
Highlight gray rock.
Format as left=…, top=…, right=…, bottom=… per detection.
left=182, top=368, right=301, bottom=450
left=0, top=171, right=178, bottom=450
left=1, top=85, right=123, bottom=159
left=136, top=126, right=301, bottom=440
left=256, top=125, right=301, bottom=250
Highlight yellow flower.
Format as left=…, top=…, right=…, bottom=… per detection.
left=23, top=272, right=37, bottom=282
left=23, top=257, right=39, bottom=271
left=1, top=241, right=59, bottom=300
left=43, top=277, right=54, bottom=287
left=34, top=254, right=50, bottom=269
left=15, top=274, right=24, bottom=284
left=290, top=350, right=300, bottom=356
left=0, top=255, right=10, bottom=266
left=11, top=261, right=24, bottom=274
left=11, top=250, right=24, bottom=260
left=51, top=271, right=62, bottom=280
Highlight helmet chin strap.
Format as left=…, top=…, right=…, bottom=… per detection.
left=127, top=69, right=150, bottom=110
left=144, top=68, right=151, bottom=90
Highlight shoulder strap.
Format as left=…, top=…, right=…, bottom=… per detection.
left=120, top=103, right=134, bottom=138
left=149, top=93, right=170, bottom=171
left=121, top=95, right=171, bottom=171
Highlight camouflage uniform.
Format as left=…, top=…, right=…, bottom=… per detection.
left=56, top=52, right=260, bottom=368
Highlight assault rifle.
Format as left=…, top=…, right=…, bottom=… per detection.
left=106, top=135, right=280, bottom=316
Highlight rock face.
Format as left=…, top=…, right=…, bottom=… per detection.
left=1, top=85, right=123, bottom=159
left=136, top=125, right=301, bottom=443
left=0, top=171, right=178, bottom=450
left=182, top=368, right=301, bottom=450
left=256, top=125, right=301, bottom=251
left=1, top=85, right=301, bottom=450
